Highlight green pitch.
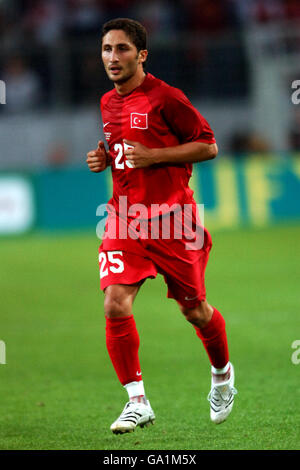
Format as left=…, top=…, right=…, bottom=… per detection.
left=0, top=224, right=299, bottom=450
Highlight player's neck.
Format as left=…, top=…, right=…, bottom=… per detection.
left=114, top=70, right=146, bottom=96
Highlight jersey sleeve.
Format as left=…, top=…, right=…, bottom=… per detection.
left=162, top=86, right=216, bottom=145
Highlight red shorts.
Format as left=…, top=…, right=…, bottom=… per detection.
left=98, top=206, right=212, bottom=308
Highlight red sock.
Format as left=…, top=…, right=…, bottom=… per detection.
left=105, top=315, right=142, bottom=386
left=194, top=308, right=229, bottom=369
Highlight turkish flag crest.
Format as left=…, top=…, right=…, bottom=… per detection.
left=130, top=113, right=148, bottom=129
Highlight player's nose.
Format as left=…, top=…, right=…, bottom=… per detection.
left=110, top=49, right=120, bottom=62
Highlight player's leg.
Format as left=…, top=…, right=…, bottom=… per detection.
left=146, top=220, right=237, bottom=424
left=179, top=301, right=237, bottom=424
left=179, top=300, right=229, bottom=371
left=104, top=283, right=145, bottom=398
left=100, top=247, right=156, bottom=396
left=99, top=245, right=157, bottom=433
left=104, top=283, right=155, bottom=433
left=148, top=226, right=230, bottom=373
left=104, top=282, right=143, bottom=383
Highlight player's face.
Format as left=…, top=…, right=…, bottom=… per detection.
left=102, top=29, right=146, bottom=84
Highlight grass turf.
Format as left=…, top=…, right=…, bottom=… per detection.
left=0, top=224, right=299, bottom=450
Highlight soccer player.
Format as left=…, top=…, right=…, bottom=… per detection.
left=86, top=18, right=237, bottom=434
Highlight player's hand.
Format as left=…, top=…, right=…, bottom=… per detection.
left=86, top=141, right=109, bottom=172
left=123, top=139, right=156, bottom=168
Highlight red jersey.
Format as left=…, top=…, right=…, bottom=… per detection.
left=100, top=73, right=216, bottom=216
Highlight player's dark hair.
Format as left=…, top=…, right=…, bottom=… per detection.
left=101, top=18, right=147, bottom=69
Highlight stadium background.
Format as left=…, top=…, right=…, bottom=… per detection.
left=0, top=0, right=299, bottom=451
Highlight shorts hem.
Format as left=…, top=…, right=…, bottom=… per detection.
left=169, top=294, right=207, bottom=309
left=100, top=273, right=156, bottom=291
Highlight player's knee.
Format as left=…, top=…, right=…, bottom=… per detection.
left=104, top=292, right=132, bottom=318
left=180, top=301, right=213, bottom=328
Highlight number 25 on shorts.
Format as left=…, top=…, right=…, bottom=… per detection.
left=99, top=251, right=125, bottom=279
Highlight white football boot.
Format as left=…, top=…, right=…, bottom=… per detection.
left=207, top=363, right=237, bottom=424
left=110, top=400, right=155, bottom=434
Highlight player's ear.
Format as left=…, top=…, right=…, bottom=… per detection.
left=138, top=49, right=148, bottom=65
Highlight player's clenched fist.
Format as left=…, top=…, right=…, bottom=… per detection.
left=86, top=140, right=109, bottom=172
left=123, top=139, right=156, bottom=168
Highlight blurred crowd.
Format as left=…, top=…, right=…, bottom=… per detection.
left=1, top=0, right=300, bottom=48
left=1, top=0, right=300, bottom=155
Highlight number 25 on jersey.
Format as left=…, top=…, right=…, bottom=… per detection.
left=114, top=142, right=134, bottom=170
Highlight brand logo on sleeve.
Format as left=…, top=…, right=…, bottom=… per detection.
left=130, top=113, right=148, bottom=129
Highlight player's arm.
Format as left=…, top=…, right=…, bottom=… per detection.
left=86, top=140, right=111, bottom=172
left=153, top=141, right=218, bottom=164
left=124, top=139, right=217, bottom=168
left=123, top=139, right=217, bottom=168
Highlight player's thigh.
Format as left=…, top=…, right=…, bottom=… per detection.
left=147, top=231, right=210, bottom=308
left=98, top=247, right=157, bottom=318
left=163, top=247, right=210, bottom=308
